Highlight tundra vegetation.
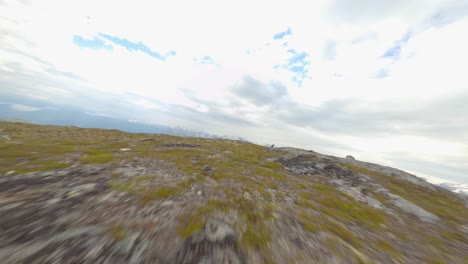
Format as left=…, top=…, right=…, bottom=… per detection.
left=0, top=122, right=467, bottom=263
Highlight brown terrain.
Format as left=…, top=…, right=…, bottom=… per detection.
left=0, top=122, right=467, bottom=263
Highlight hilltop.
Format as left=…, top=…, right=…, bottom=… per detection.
left=0, top=122, right=467, bottom=263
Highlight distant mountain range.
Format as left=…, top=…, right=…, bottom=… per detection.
left=0, top=102, right=247, bottom=141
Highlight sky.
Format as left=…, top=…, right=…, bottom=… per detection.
left=1, top=0, right=468, bottom=184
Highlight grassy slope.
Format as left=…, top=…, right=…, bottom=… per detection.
left=1, top=122, right=467, bottom=263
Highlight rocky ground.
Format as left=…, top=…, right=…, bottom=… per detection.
left=0, top=122, right=467, bottom=263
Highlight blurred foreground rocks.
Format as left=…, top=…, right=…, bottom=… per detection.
left=175, top=219, right=244, bottom=264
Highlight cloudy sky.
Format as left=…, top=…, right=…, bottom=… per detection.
left=1, top=0, right=468, bottom=183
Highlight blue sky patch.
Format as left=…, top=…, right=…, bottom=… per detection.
left=289, top=65, right=305, bottom=73
left=273, top=27, right=292, bottom=39
left=166, top=51, right=177, bottom=57
left=282, top=49, right=311, bottom=86
left=383, top=45, right=401, bottom=58
left=98, top=33, right=175, bottom=60
left=194, top=55, right=219, bottom=67
left=288, top=52, right=308, bottom=65
left=374, top=69, right=389, bottom=79
left=73, top=36, right=112, bottom=50
left=382, top=31, right=411, bottom=59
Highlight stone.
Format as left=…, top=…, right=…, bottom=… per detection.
left=161, top=200, right=174, bottom=206
left=387, top=193, right=439, bottom=223
left=175, top=219, right=243, bottom=264
left=66, top=184, right=97, bottom=199
left=5, top=170, right=15, bottom=176
left=15, top=158, right=29, bottom=164
left=203, top=165, right=213, bottom=176
left=204, top=219, right=235, bottom=243
left=203, top=165, right=212, bottom=172
left=0, top=135, right=11, bottom=141
left=115, top=232, right=140, bottom=254
left=346, top=155, right=355, bottom=160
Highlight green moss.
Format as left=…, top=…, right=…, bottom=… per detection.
left=14, top=161, right=69, bottom=173
left=253, top=166, right=285, bottom=181
left=324, top=236, right=341, bottom=254
left=298, top=191, right=314, bottom=200
left=132, top=175, right=157, bottom=181
left=242, top=222, right=271, bottom=250
left=303, top=222, right=317, bottom=232
left=324, top=218, right=361, bottom=248
left=244, top=181, right=273, bottom=201
left=205, top=199, right=230, bottom=213
left=440, top=231, right=467, bottom=242
left=111, top=172, right=123, bottom=178
left=176, top=208, right=207, bottom=238
left=260, top=161, right=283, bottom=170
left=263, top=180, right=279, bottom=189
left=80, top=153, right=114, bottom=164
left=178, top=178, right=197, bottom=189
left=294, top=183, right=308, bottom=190
left=276, top=192, right=285, bottom=199
left=395, top=232, right=410, bottom=241
left=108, top=181, right=143, bottom=194
left=110, top=224, right=127, bottom=240
left=319, top=193, right=385, bottom=230
left=426, top=259, right=446, bottom=264
left=311, top=183, right=337, bottom=193
left=375, top=239, right=400, bottom=258
left=0, top=136, right=78, bottom=173
left=143, top=187, right=179, bottom=199
left=298, top=211, right=320, bottom=233
left=294, top=199, right=317, bottom=210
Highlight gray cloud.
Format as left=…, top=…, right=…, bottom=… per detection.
left=323, top=40, right=336, bottom=60
left=424, top=1, right=468, bottom=28
left=273, top=94, right=468, bottom=142
left=177, top=89, right=256, bottom=127
left=326, top=0, right=408, bottom=24
left=231, top=76, right=288, bottom=106
left=385, top=153, right=468, bottom=183
left=181, top=75, right=468, bottom=144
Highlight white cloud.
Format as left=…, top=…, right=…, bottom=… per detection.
left=0, top=102, right=44, bottom=111
left=1, top=0, right=468, bottom=183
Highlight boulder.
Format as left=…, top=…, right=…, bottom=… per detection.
left=175, top=219, right=244, bottom=264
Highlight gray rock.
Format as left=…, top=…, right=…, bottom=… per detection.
left=115, top=232, right=140, bottom=254
left=0, top=135, right=11, bottom=141
left=204, top=219, right=235, bottom=243
left=175, top=219, right=244, bottom=264
left=203, top=165, right=213, bottom=176
left=203, top=165, right=212, bottom=172
left=161, top=200, right=175, bottom=206
left=15, top=158, right=29, bottom=164
left=5, top=170, right=15, bottom=176
left=387, top=193, right=439, bottom=223
left=66, top=184, right=97, bottom=199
